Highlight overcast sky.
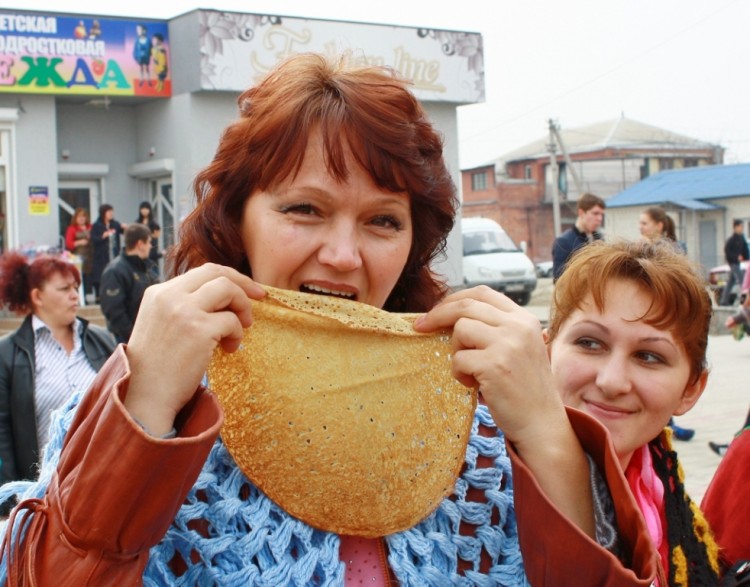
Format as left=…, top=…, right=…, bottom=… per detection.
left=5, top=0, right=750, bottom=168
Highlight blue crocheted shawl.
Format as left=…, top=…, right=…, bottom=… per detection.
left=0, top=393, right=529, bottom=586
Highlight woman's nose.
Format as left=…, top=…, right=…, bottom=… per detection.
left=595, top=355, right=632, bottom=397
left=317, top=223, right=362, bottom=272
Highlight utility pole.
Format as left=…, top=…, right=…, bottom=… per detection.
left=549, top=121, right=583, bottom=197
left=548, top=119, right=561, bottom=237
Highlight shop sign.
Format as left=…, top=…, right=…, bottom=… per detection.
left=198, top=11, right=484, bottom=104
left=0, top=12, right=171, bottom=97
left=28, top=185, right=49, bottom=215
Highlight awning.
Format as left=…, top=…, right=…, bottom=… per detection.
left=666, top=198, right=721, bottom=211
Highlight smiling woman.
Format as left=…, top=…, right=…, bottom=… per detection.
left=547, top=239, right=721, bottom=585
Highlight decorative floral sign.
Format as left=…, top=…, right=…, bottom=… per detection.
left=199, top=11, right=484, bottom=104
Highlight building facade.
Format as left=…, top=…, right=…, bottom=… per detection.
left=604, top=163, right=750, bottom=273
left=0, top=9, right=484, bottom=287
left=461, top=117, right=722, bottom=262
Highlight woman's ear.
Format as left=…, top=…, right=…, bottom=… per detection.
left=673, top=370, right=708, bottom=416
left=542, top=328, right=552, bottom=359
left=30, top=287, right=42, bottom=307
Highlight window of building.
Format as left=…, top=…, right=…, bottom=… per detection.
left=524, top=165, right=532, bottom=179
left=471, top=171, right=487, bottom=191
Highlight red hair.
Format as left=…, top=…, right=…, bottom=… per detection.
left=548, top=239, right=711, bottom=384
left=170, top=53, right=457, bottom=312
left=69, top=207, right=90, bottom=227
left=0, top=252, right=80, bottom=315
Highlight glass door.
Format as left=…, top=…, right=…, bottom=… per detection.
left=151, top=177, right=174, bottom=278
left=58, top=180, right=100, bottom=249
left=58, top=180, right=100, bottom=304
left=0, top=131, right=9, bottom=254
left=0, top=167, right=6, bottom=255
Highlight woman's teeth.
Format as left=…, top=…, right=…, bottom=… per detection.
left=301, top=284, right=355, bottom=299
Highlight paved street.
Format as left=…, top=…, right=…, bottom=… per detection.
left=670, top=333, right=747, bottom=503
left=526, top=278, right=745, bottom=503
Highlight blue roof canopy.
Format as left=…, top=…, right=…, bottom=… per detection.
left=666, top=199, right=721, bottom=211
left=607, top=163, right=750, bottom=208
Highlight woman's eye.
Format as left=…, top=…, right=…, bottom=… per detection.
left=371, top=215, right=403, bottom=230
left=636, top=351, right=664, bottom=365
left=281, top=203, right=316, bottom=216
left=575, top=337, right=602, bottom=351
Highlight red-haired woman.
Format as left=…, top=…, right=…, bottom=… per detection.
left=64, top=207, right=93, bottom=299
left=0, top=54, right=662, bottom=586
left=0, top=252, right=114, bottom=508
left=543, top=240, right=720, bottom=584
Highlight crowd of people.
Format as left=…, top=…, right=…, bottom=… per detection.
left=0, top=53, right=746, bottom=585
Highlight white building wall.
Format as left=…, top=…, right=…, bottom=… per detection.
left=0, top=95, right=58, bottom=249
left=605, top=197, right=750, bottom=274
left=56, top=103, right=139, bottom=219
left=0, top=8, right=482, bottom=289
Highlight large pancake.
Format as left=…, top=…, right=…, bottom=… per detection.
left=208, top=286, right=477, bottom=537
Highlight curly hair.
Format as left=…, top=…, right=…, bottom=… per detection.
left=0, top=252, right=81, bottom=315
left=170, top=53, right=457, bottom=312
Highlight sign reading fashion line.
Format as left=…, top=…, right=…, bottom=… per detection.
left=198, top=11, right=484, bottom=103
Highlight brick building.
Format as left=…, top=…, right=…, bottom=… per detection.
left=461, top=116, right=723, bottom=262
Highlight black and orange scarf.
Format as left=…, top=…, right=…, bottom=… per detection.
left=649, top=430, right=721, bottom=586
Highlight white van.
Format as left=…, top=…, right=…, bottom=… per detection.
left=461, top=217, right=537, bottom=306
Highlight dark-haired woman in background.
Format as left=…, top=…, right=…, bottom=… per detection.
left=134, top=200, right=158, bottom=232
left=639, top=205, right=694, bottom=441
left=90, top=204, right=125, bottom=302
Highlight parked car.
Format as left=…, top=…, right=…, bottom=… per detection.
left=708, top=260, right=749, bottom=305
left=462, top=217, right=537, bottom=306
left=535, top=260, right=553, bottom=278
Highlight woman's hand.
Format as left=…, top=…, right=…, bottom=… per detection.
left=414, top=285, right=559, bottom=445
left=414, top=286, right=595, bottom=537
left=124, top=264, right=265, bottom=436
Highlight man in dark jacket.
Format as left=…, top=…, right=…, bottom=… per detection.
left=551, top=193, right=606, bottom=282
left=719, top=219, right=750, bottom=306
left=100, top=224, right=159, bottom=343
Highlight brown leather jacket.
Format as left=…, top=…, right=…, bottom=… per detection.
left=2, top=347, right=660, bottom=586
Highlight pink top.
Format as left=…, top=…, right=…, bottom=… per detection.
left=625, top=444, right=666, bottom=586
left=742, top=262, right=750, bottom=292
left=339, top=535, right=389, bottom=586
